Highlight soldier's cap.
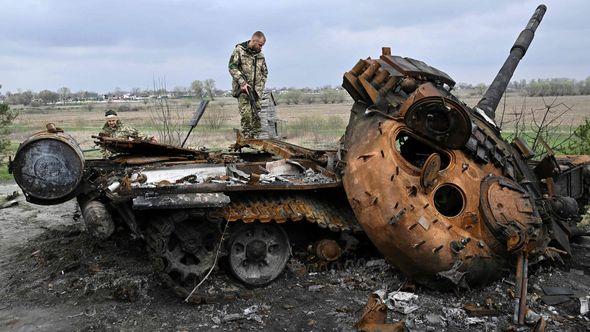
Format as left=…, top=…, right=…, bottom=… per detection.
left=105, top=109, right=118, bottom=119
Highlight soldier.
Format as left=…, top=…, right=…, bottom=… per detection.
left=99, top=109, right=155, bottom=157
left=228, top=31, right=268, bottom=138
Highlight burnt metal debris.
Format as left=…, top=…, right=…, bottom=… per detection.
left=8, top=3, right=590, bottom=325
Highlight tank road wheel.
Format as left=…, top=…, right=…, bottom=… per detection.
left=145, top=212, right=221, bottom=298
left=228, top=223, right=291, bottom=287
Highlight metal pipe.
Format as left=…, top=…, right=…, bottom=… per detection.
left=513, top=252, right=529, bottom=324
left=476, top=4, right=546, bottom=119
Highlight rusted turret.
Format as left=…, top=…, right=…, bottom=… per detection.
left=339, top=4, right=572, bottom=291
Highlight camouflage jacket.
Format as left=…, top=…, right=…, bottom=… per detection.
left=228, top=41, right=268, bottom=98
left=100, top=121, right=148, bottom=140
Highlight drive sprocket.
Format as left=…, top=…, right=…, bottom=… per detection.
left=144, top=211, right=222, bottom=297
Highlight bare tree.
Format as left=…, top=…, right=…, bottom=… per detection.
left=191, top=80, right=204, bottom=99
left=149, top=78, right=184, bottom=145
left=38, top=90, right=59, bottom=105
left=113, top=87, right=124, bottom=98
left=502, top=96, right=576, bottom=155
left=172, top=86, right=186, bottom=98
left=57, top=87, right=71, bottom=103
left=204, top=79, right=216, bottom=100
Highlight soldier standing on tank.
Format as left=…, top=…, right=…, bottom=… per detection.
left=228, top=31, right=268, bottom=138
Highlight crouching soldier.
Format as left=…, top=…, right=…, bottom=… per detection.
left=99, top=109, right=156, bottom=157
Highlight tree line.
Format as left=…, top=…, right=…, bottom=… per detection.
left=275, top=86, right=349, bottom=105
left=520, top=77, right=590, bottom=96
left=3, top=76, right=589, bottom=107
left=0, top=79, right=220, bottom=106
left=2, top=88, right=102, bottom=106
left=456, top=76, right=590, bottom=97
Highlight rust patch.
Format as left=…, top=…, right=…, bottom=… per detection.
left=93, top=136, right=209, bottom=159
left=215, top=193, right=361, bottom=233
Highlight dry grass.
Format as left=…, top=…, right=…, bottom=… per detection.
left=8, top=97, right=352, bottom=150
left=457, top=91, right=590, bottom=131
left=7, top=94, right=590, bottom=151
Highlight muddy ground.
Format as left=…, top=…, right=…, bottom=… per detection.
left=1, top=180, right=590, bottom=331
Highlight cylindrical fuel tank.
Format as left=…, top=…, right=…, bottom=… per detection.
left=12, top=126, right=84, bottom=205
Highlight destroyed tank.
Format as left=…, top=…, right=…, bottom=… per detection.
left=10, top=123, right=361, bottom=298
left=9, top=5, right=589, bottom=307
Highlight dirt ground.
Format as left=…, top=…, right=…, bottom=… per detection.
left=1, top=180, right=590, bottom=331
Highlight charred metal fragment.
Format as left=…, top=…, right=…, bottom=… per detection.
left=132, top=193, right=230, bottom=210
left=234, top=136, right=334, bottom=167
left=436, top=261, right=468, bottom=289
left=94, top=136, right=209, bottom=159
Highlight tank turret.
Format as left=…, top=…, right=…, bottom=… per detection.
left=339, top=4, right=560, bottom=290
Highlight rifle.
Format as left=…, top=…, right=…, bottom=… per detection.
left=246, top=87, right=260, bottom=113
left=240, top=74, right=260, bottom=113
left=181, top=100, right=209, bottom=148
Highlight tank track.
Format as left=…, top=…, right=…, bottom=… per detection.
left=143, top=193, right=361, bottom=298
left=214, top=192, right=362, bottom=232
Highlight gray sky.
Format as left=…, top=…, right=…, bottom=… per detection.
left=0, top=0, right=587, bottom=93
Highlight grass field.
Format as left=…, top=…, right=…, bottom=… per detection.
left=6, top=97, right=355, bottom=150
left=2, top=92, right=590, bottom=179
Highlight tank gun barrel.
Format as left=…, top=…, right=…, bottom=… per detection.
left=477, top=4, right=546, bottom=120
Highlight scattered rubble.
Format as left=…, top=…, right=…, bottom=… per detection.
left=463, top=303, right=500, bottom=317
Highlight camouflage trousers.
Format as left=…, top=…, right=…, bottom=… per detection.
left=237, top=94, right=261, bottom=138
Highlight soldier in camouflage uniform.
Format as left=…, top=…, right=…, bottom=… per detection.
left=228, top=31, right=268, bottom=138
left=99, top=109, right=154, bottom=157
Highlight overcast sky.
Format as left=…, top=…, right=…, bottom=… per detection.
left=0, top=0, right=587, bottom=93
